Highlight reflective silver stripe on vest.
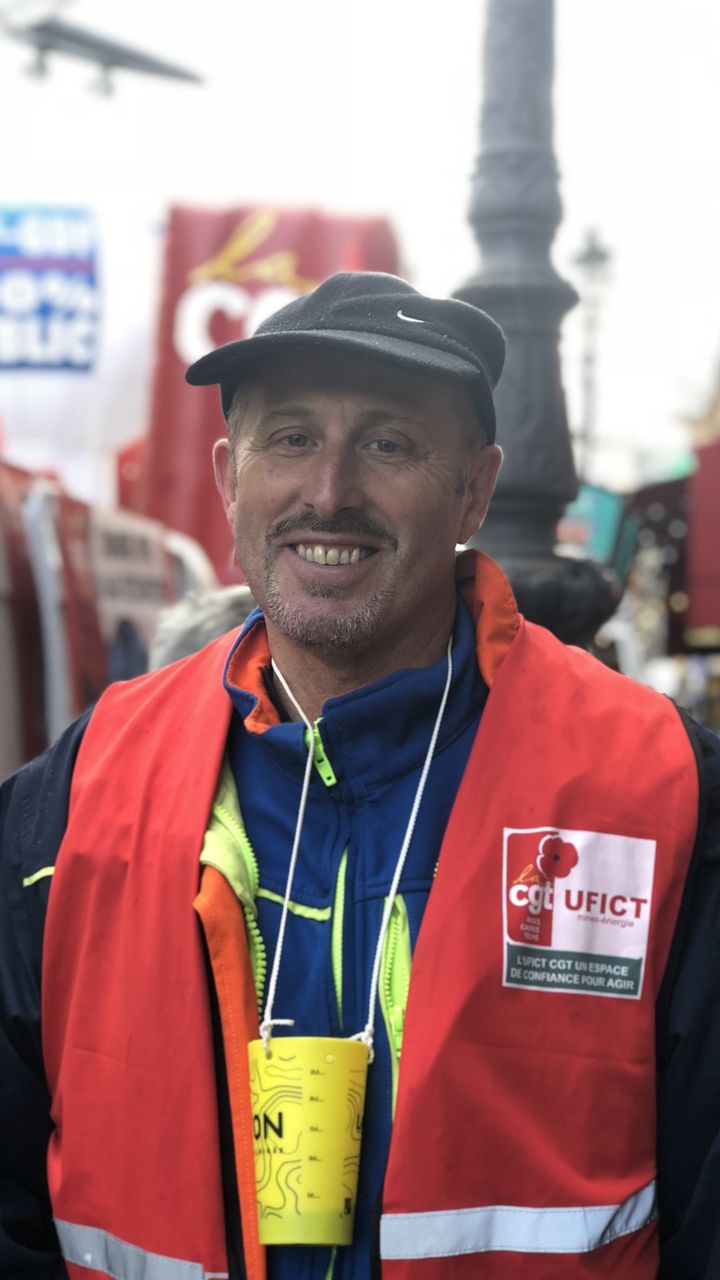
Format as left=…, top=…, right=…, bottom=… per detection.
left=380, top=1180, right=657, bottom=1259
left=55, top=1219, right=229, bottom=1280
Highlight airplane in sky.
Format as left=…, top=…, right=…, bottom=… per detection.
left=0, top=0, right=203, bottom=92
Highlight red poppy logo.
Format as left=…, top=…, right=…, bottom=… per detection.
left=537, top=834, right=579, bottom=881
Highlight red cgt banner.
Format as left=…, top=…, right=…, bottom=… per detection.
left=130, top=206, right=399, bottom=579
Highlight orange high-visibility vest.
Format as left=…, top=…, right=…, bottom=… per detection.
left=42, top=552, right=697, bottom=1279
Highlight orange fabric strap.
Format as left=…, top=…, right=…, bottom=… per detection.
left=194, top=865, right=266, bottom=1280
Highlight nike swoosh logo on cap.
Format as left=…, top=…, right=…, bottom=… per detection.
left=396, top=309, right=425, bottom=324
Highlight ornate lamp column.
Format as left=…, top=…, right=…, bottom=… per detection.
left=456, top=0, right=618, bottom=643
left=573, top=228, right=612, bottom=481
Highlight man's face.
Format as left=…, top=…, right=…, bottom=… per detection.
left=213, top=350, right=501, bottom=658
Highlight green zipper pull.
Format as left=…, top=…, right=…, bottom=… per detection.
left=305, top=720, right=337, bottom=787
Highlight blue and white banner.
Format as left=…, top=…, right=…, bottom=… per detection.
left=0, top=207, right=100, bottom=370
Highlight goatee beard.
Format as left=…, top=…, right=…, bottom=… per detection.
left=263, top=575, right=395, bottom=652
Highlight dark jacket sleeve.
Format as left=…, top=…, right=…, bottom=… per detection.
left=657, top=716, right=720, bottom=1278
left=0, top=713, right=90, bottom=1278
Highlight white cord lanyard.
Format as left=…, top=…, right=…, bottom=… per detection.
left=260, top=636, right=453, bottom=1061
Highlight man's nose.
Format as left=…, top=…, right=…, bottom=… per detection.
left=299, top=441, right=364, bottom=518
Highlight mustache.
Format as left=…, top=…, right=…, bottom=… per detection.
left=270, top=511, right=397, bottom=548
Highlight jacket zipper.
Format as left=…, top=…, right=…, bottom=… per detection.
left=378, top=893, right=412, bottom=1117
left=202, top=778, right=268, bottom=1014
left=227, top=818, right=268, bottom=1013
left=314, top=721, right=340, bottom=1279
left=218, top=718, right=337, bottom=1015
left=243, top=903, right=267, bottom=1013
left=331, top=850, right=347, bottom=1030
left=307, top=718, right=343, bottom=1031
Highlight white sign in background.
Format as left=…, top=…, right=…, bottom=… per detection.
left=0, top=208, right=100, bottom=371
left=0, top=198, right=162, bottom=506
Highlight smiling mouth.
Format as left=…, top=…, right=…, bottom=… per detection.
left=293, top=543, right=375, bottom=565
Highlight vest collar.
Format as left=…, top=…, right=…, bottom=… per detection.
left=455, top=547, right=522, bottom=686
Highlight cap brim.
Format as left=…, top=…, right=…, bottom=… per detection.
left=185, top=328, right=496, bottom=439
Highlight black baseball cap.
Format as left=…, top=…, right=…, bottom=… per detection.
left=185, top=271, right=505, bottom=441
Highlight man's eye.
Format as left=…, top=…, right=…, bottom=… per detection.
left=369, top=438, right=402, bottom=454
left=280, top=432, right=312, bottom=448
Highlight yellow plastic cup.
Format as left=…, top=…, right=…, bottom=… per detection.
left=247, top=1035, right=369, bottom=1246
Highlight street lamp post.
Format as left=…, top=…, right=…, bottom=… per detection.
left=456, top=0, right=618, bottom=644
left=573, top=228, right=612, bottom=482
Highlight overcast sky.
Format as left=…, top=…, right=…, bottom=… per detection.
left=1, top=0, right=719, bottom=495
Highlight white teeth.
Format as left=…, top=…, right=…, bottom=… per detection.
left=294, top=544, right=368, bottom=564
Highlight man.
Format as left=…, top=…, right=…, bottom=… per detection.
left=1, top=272, right=719, bottom=1280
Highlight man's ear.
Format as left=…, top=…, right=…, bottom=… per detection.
left=458, top=444, right=503, bottom=545
left=212, top=438, right=237, bottom=528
